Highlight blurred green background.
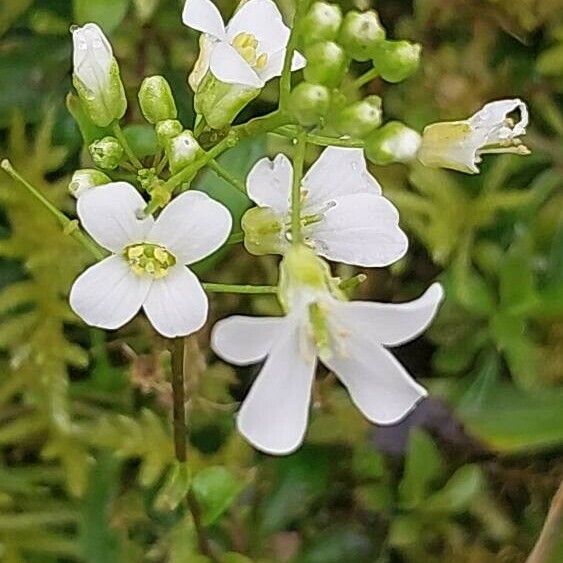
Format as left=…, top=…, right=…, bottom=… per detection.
left=0, top=0, right=562, bottom=561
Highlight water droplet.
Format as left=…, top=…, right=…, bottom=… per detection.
left=350, top=162, right=359, bottom=170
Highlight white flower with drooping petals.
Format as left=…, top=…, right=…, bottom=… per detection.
left=70, top=182, right=232, bottom=338
left=212, top=248, right=444, bottom=455
left=417, top=98, right=529, bottom=174
left=183, top=0, right=306, bottom=89
left=242, top=146, right=408, bottom=267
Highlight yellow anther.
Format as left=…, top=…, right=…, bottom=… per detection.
left=232, top=32, right=266, bottom=69
left=124, top=243, right=176, bottom=278
left=256, top=53, right=268, bottom=69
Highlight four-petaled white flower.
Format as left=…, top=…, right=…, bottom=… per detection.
left=212, top=263, right=444, bottom=455
left=183, top=0, right=306, bottom=89
left=243, top=146, right=408, bottom=267
left=70, top=182, right=232, bottom=338
left=417, top=98, right=529, bottom=174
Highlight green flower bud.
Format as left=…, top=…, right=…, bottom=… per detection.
left=89, top=136, right=124, bottom=170
left=338, top=10, right=385, bottom=62
left=165, top=131, right=203, bottom=175
left=289, top=82, right=331, bottom=127
left=372, top=40, right=421, bottom=83
left=365, top=121, right=421, bottom=165
left=301, top=2, right=343, bottom=46
left=138, top=75, right=177, bottom=124
left=241, top=207, right=284, bottom=256
left=194, top=72, right=260, bottom=130
left=155, top=119, right=183, bottom=146
left=335, top=95, right=382, bottom=138
left=303, top=41, right=348, bottom=87
left=71, top=24, right=127, bottom=127
left=68, top=168, right=111, bottom=198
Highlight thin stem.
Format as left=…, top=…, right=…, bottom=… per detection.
left=226, top=232, right=244, bottom=245
left=194, top=115, right=207, bottom=138
left=354, top=66, right=379, bottom=89
left=111, top=122, right=143, bottom=169
left=208, top=160, right=246, bottom=194
left=0, top=160, right=104, bottom=260
left=170, top=338, right=219, bottom=563
left=202, top=283, right=277, bottom=294
left=290, top=129, right=307, bottom=244
left=275, top=126, right=364, bottom=148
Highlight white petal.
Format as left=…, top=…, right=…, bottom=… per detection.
left=148, top=190, right=232, bottom=264
left=308, top=193, right=408, bottom=267
left=237, top=316, right=317, bottom=455
left=142, top=266, right=208, bottom=338
left=77, top=182, right=154, bottom=252
left=246, top=153, right=292, bottom=213
left=209, top=42, right=263, bottom=87
left=469, top=98, right=528, bottom=140
left=256, top=49, right=307, bottom=83
left=329, top=283, right=444, bottom=347
left=69, top=255, right=150, bottom=330
left=72, top=23, right=113, bottom=94
left=211, top=315, right=285, bottom=365
left=226, top=0, right=289, bottom=55
left=322, top=338, right=426, bottom=425
left=182, top=0, right=226, bottom=39
left=303, top=147, right=381, bottom=212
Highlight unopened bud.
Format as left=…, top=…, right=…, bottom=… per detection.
left=338, top=10, right=385, bottom=62
left=89, top=136, right=124, bottom=169
left=289, top=82, right=331, bottom=127
left=155, top=119, right=183, bottom=145
left=301, top=2, right=343, bottom=46
left=165, top=131, right=203, bottom=174
left=303, top=41, right=348, bottom=87
left=138, top=75, right=177, bottom=124
left=372, top=40, right=421, bottom=83
left=335, top=95, right=382, bottom=138
left=365, top=121, right=421, bottom=165
left=68, top=168, right=111, bottom=198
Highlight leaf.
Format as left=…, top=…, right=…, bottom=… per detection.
left=424, top=465, right=483, bottom=514
left=457, top=351, right=500, bottom=412
left=537, top=43, right=563, bottom=76
left=399, top=429, right=443, bottom=508
left=191, top=466, right=244, bottom=526
left=451, top=263, right=497, bottom=317
left=73, top=0, right=130, bottom=33
left=154, top=461, right=191, bottom=512
left=123, top=124, right=158, bottom=160
left=298, top=526, right=373, bottom=563
left=388, top=514, right=424, bottom=548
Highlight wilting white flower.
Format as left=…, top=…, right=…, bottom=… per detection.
left=212, top=247, right=444, bottom=455
left=71, top=23, right=127, bottom=127
left=242, top=146, right=408, bottom=267
left=70, top=182, right=232, bottom=337
left=183, top=0, right=306, bottom=89
left=417, top=98, right=529, bottom=174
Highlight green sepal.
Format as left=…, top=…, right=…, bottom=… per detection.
left=241, top=206, right=284, bottom=256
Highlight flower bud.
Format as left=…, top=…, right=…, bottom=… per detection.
left=301, top=2, right=343, bottom=46
left=194, top=72, right=260, bottom=130
left=241, top=207, right=284, bottom=256
left=68, top=168, right=111, bottom=198
left=289, top=82, right=331, bottom=127
left=338, top=10, right=385, bottom=61
left=165, top=131, right=203, bottom=174
left=335, top=95, right=382, bottom=138
left=303, top=41, right=348, bottom=87
left=155, top=119, right=184, bottom=146
left=71, top=23, right=127, bottom=127
left=138, top=76, right=177, bottom=124
left=89, top=136, right=124, bottom=169
left=365, top=121, right=421, bottom=165
left=372, top=40, right=421, bottom=83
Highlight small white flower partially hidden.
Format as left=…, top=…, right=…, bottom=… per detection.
left=71, top=23, right=127, bottom=127
left=417, top=98, right=529, bottom=174
left=242, top=146, right=408, bottom=267
left=183, top=0, right=306, bottom=89
left=211, top=245, right=444, bottom=455
left=70, top=183, right=232, bottom=337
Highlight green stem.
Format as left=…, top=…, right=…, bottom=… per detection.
left=354, top=66, right=379, bottom=89
left=226, top=232, right=244, bottom=245
left=111, top=122, right=143, bottom=169
left=290, top=129, right=307, bottom=244
left=194, top=115, right=207, bottom=138
left=0, top=160, right=105, bottom=260
left=202, top=283, right=277, bottom=294
left=275, top=126, right=364, bottom=148
left=208, top=160, right=246, bottom=194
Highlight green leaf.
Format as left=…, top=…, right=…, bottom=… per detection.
left=451, top=264, right=497, bottom=316
left=191, top=466, right=244, bottom=526
left=399, top=429, right=443, bottom=508
left=123, top=124, right=158, bottom=160
left=298, top=526, right=373, bottom=563
left=154, top=461, right=191, bottom=512
left=388, top=514, right=424, bottom=548
left=73, top=0, right=130, bottom=33
left=457, top=351, right=500, bottom=412
left=537, top=43, right=563, bottom=76
left=424, top=465, right=483, bottom=514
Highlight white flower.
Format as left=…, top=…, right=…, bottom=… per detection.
left=183, top=0, right=306, bottom=89
left=70, top=182, right=232, bottom=337
left=242, top=146, right=408, bottom=267
left=417, top=98, right=530, bottom=174
left=212, top=267, right=444, bottom=455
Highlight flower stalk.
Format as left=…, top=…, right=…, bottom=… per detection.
left=290, top=129, right=307, bottom=244
left=111, top=121, right=144, bottom=169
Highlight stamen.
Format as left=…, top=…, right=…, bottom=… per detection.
left=125, top=243, right=176, bottom=278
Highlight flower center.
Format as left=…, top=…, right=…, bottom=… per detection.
left=125, top=243, right=176, bottom=278
left=231, top=32, right=268, bottom=70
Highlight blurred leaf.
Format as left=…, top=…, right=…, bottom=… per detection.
left=73, top=0, right=130, bottom=32
left=154, top=461, right=191, bottom=512
left=388, top=514, right=424, bottom=548
left=123, top=124, right=158, bottom=160
left=298, top=526, right=373, bottom=563
left=425, top=465, right=483, bottom=514
left=191, top=466, right=244, bottom=526
left=0, top=0, right=33, bottom=36
left=537, top=43, right=563, bottom=76
left=458, top=351, right=500, bottom=412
